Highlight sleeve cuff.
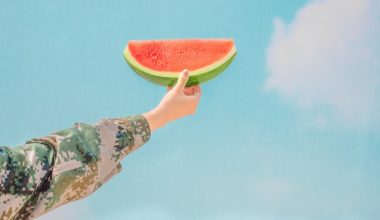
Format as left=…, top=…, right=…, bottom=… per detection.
left=109, top=114, right=151, bottom=146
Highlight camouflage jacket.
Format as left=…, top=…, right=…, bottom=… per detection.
left=0, top=115, right=151, bottom=220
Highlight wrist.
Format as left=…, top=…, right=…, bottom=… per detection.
left=142, top=107, right=170, bottom=132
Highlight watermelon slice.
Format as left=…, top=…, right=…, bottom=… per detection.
left=124, top=39, right=237, bottom=87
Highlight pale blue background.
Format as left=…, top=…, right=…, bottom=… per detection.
left=1, top=1, right=379, bottom=219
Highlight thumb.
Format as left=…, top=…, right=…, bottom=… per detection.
left=174, top=69, right=189, bottom=91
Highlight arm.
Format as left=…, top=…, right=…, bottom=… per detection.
left=0, top=69, right=201, bottom=219
left=1, top=115, right=152, bottom=219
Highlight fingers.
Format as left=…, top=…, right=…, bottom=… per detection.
left=174, top=69, right=189, bottom=92
left=183, top=87, right=194, bottom=95
left=193, top=85, right=202, bottom=100
left=167, top=85, right=194, bottom=95
left=182, top=85, right=201, bottom=98
left=184, top=85, right=202, bottom=98
left=168, top=73, right=201, bottom=100
left=193, top=85, right=201, bottom=93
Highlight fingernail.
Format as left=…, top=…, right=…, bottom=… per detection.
left=183, top=69, right=189, bottom=77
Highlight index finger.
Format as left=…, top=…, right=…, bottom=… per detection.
left=193, top=85, right=202, bottom=99
left=193, top=85, right=201, bottom=93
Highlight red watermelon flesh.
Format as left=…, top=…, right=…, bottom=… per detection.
left=128, top=39, right=234, bottom=73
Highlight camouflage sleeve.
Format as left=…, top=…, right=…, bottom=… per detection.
left=0, top=141, right=55, bottom=219
left=0, top=114, right=151, bottom=220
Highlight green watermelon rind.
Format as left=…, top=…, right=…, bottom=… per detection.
left=123, top=43, right=237, bottom=87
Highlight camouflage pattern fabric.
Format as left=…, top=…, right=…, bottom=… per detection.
left=0, top=115, right=151, bottom=220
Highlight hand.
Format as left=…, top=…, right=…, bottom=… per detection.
left=143, top=69, right=202, bottom=132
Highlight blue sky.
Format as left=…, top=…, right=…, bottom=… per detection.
left=1, top=0, right=379, bottom=219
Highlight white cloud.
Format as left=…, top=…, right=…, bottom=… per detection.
left=266, top=0, right=380, bottom=127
